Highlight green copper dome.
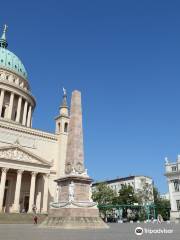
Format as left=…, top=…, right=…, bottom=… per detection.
left=0, top=25, right=28, bottom=80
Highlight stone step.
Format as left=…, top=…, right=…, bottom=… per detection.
left=0, top=213, right=47, bottom=224
left=40, top=216, right=109, bottom=229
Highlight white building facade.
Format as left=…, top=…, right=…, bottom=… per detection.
left=92, top=175, right=154, bottom=204
left=165, top=156, right=180, bottom=221
left=0, top=26, right=69, bottom=213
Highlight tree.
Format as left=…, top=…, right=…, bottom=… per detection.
left=114, top=184, right=140, bottom=205
left=153, top=187, right=170, bottom=220
left=136, top=179, right=154, bottom=205
left=92, top=183, right=117, bottom=205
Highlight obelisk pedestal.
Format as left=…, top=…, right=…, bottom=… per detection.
left=40, top=90, right=108, bottom=229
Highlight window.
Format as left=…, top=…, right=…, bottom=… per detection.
left=176, top=200, right=180, bottom=211
left=174, top=180, right=180, bottom=192
left=172, top=166, right=177, bottom=172
left=58, top=122, right=61, bottom=132
left=64, top=122, right=68, bottom=132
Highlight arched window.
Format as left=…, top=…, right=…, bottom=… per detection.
left=58, top=122, right=61, bottom=132
left=64, top=122, right=68, bottom=132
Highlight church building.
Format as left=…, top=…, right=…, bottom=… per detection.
left=0, top=25, right=70, bottom=214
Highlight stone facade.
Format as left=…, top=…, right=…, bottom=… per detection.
left=165, top=156, right=180, bottom=221
left=0, top=26, right=69, bottom=214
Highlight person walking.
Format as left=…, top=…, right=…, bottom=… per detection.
left=33, top=215, right=38, bottom=225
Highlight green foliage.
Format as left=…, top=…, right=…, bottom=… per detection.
left=136, top=180, right=154, bottom=204
left=153, top=187, right=170, bottom=220
left=153, top=187, right=160, bottom=203
left=92, top=183, right=170, bottom=221
left=114, top=184, right=140, bottom=205
left=138, top=208, right=146, bottom=221
left=92, top=183, right=117, bottom=205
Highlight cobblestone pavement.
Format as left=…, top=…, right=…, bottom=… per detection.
left=0, top=223, right=179, bottom=240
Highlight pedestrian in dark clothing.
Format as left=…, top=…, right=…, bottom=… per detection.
left=33, top=215, right=38, bottom=224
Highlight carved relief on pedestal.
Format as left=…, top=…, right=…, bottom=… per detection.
left=65, top=162, right=72, bottom=174
left=68, top=181, right=75, bottom=202
left=75, top=162, right=84, bottom=173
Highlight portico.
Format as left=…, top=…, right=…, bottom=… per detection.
left=0, top=146, right=51, bottom=213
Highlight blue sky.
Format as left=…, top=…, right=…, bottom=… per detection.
left=1, top=0, right=180, bottom=193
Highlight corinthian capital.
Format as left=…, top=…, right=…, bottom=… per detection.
left=44, top=173, right=50, bottom=178
left=17, top=169, right=24, bottom=175
left=31, top=171, right=38, bottom=177
left=1, top=167, right=9, bottom=173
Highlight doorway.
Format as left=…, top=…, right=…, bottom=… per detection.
left=23, top=196, right=29, bottom=212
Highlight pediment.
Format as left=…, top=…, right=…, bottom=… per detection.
left=0, top=145, right=51, bottom=167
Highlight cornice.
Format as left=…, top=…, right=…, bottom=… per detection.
left=0, top=118, right=57, bottom=141
left=54, top=115, right=70, bottom=120
left=164, top=171, right=180, bottom=177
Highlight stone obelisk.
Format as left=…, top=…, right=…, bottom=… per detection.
left=41, top=90, right=108, bottom=229
left=65, top=90, right=85, bottom=175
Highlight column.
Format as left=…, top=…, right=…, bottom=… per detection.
left=7, top=92, right=14, bottom=119
left=22, top=100, right=28, bottom=126
left=168, top=180, right=177, bottom=211
left=0, top=168, right=8, bottom=212
left=0, top=89, right=5, bottom=117
left=28, top=171, right=37, bottom=213
left=11, top=170, right=24, bottom=213
left=27, top=105, right=32, bottom=127
left=36, top=192, right=41, bottom=213
left=42, top=173, right=49, bottom=213
left=15, top=96, right=22, bottom=123
left=31, top=117, right=33, bottom=127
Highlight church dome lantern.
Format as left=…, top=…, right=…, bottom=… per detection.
left=0, top=25, right=28, bottom=80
